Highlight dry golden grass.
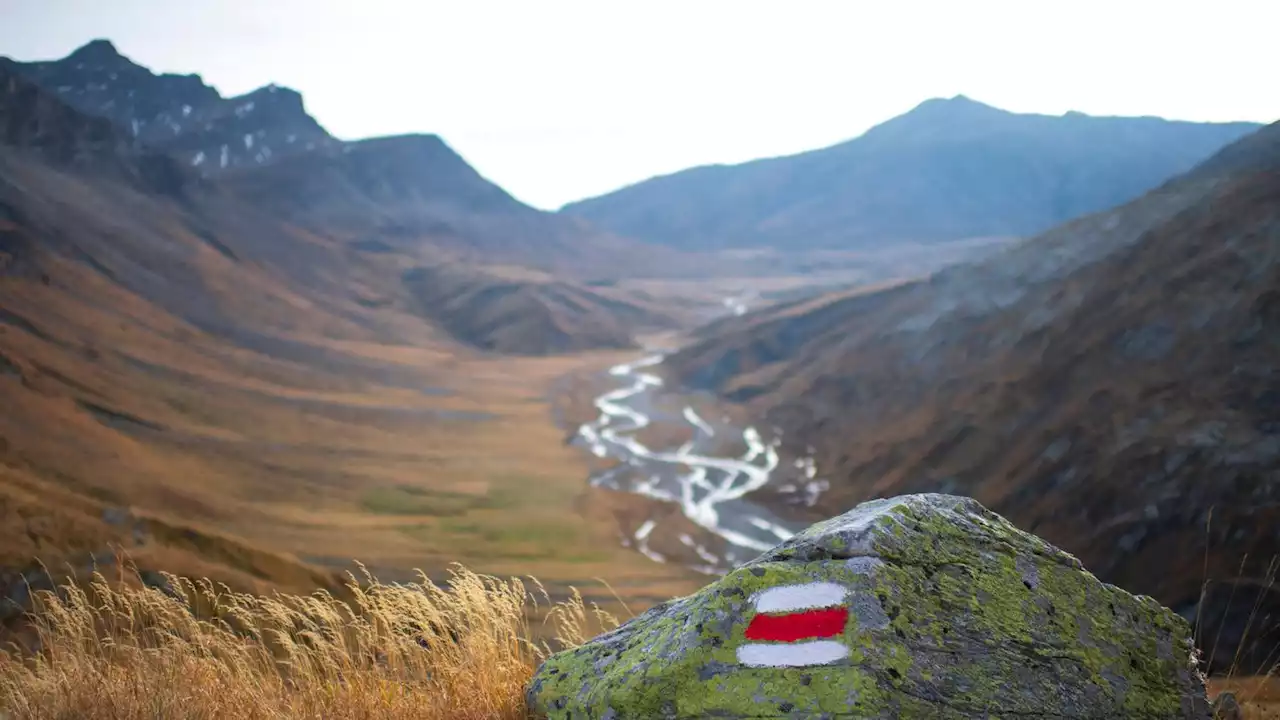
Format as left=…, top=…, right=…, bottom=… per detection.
left=0, top=565, right=615, bottom=720
left=1209, top=676, right=1280, bottom=719
left=4, top=564, right=1274, bottom=720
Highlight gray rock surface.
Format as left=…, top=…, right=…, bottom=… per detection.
left=528, top=494, right=1211, bottom=719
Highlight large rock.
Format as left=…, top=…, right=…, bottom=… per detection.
left=527, top=494, right=1211, bottom=719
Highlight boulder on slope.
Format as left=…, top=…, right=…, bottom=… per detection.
left=527, top=494, right=1210, bottom=719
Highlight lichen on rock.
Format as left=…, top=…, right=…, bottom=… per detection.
left=526, top=494, right=1211, bottom=719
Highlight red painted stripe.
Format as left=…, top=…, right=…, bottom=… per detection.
left=744, top=607, right=849, bottom=642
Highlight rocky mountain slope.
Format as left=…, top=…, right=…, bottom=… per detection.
left=0, top=60, right=439, bottom=354
left=664, top=121, right=1280, bottom=672
left=1, top=57, right=192, bottom=196
left=564, top=95, right=1259, bottom=251
left=1, top=39, right=334, bottom=172
left=4, top=39, right=690, bottom=279
left=219, top=132, right=680, bottom=277
left=0, top=46, right=694, bottom=375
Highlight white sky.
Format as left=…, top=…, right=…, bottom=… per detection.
left=4, top=0, right=1278, bottom=210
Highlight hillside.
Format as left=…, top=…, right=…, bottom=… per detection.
left=219, top=133, right=684, bottom=277
left=399, top=263, right=680, bottom=355
left=2, top=58, right=423, bottom=593
left=0, top=58, right=704, bottom=619
left=563, top=95, right=1259, bottom=251
left=664, top=120, right=1280, bottom=673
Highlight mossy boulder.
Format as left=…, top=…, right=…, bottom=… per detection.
left=527, top=494, right=1211, bottom=719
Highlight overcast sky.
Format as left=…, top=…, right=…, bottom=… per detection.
left=4, top=0, right=1278, bottom=209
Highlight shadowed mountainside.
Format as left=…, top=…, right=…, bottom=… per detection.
left=665, top=121, right=1280, bottom=673
left=564, top=95, right=1259, bottom=251
left=0, top=38, right=334, bottom=172
left=218, top=132, right=685, bottom=278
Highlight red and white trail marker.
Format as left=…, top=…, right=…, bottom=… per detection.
left=736, top=581, right=851, bottom=667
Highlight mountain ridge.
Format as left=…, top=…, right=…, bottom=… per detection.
left=0, top=59, right=691, bottom=356
left=1, top=38, right=336, bottom=173
left=0, top=61, right=195, bottom=197
left=3, top=39, right=704, bottom=278
left=563, top=96, right=1261, bottom=251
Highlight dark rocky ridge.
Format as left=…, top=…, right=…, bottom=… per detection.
left=0, top=62, right=193, bottom=197
left=3, top=39, right=696, bottom=280
left=1, top=39, right=334, bottom=173
left=0, top=56, right=678, bottom=361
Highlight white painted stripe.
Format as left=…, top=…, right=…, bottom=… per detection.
left=752, top=582, right=847, bottom=613
left=736, top=640, right=849, bottom=668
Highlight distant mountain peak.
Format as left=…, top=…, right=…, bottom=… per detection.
left=850, top=94, right=1011, bottom=146
left=904, top=94, right=1005, bottom=118
left=232, top=83, right=309, bottom=113
left=936, top=93, right=981, bottom=105
left=67, top=38, right=123, bottom=61
left=564, top=94, right=1261, bottom=252
left=6, top=39, right=335, bottom=173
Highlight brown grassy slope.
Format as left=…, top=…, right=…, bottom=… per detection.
left=399, top=263, right=684, bottom=355
left=1, top=64, right=705, bottom=614
left=0, top=255, right=701, bottom=613
left=665, top=124, right=1280, bottom=673
left=0, top=258, right=700, bottom=603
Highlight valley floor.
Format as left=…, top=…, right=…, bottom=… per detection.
left=0, top=280, right=708, bottom=617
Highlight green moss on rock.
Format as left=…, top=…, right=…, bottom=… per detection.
left=527, top=494, right=1211, bottom=719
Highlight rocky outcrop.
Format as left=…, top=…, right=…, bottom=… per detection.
left=0, top=62, right=192, bottom=196
left=2, top=39, right=334, bottom=173
left=527, top=494, right=1210, bottom=719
